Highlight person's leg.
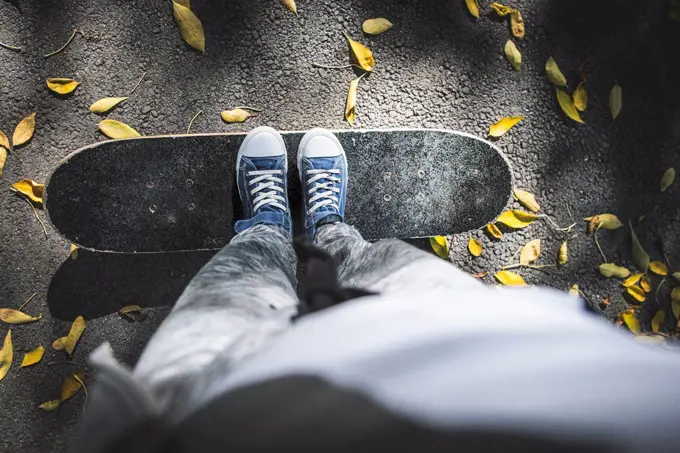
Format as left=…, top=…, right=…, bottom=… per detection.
left=297, top=128, right=480, bottom=294
left=134, top=127, right=298, bottom=410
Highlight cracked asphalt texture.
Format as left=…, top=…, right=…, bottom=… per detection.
left=1, top=0, right=679, bottom=451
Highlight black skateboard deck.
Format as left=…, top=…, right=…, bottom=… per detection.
left=45, top=129, right=513, bottom=253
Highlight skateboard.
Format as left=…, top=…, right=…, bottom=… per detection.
left=45, top=129, right=513, bottom=253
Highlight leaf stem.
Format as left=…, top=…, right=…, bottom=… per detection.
left=72, top=374, right=89, bottom=409
left=129, top=71, right=147, bottom=96
left=502, top=245, right=522, bottom=268
left=654, top=278, right=667, bottom=306
left=20, top=195, right=48, bottom=239
left=502, top=263, right=555, bottom=271
left=47, top=360, right=88, bottom=368
left=18, top=292, right=37, bottom=311
left=0, top=40, right=22, bottom=52
left=540, top=214, right=576, bottom=233
left=234, top=105, right=263, bottom=112
left=594, top=227, right=607, bottom=262
left=186, top=110, right=203, bottom=133
left=44, top=29, right=79, bottom=58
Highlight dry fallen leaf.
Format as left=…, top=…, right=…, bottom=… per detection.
left=599, top=263, right=631, bottom=279
left=513, top=189, right=540, bottom=212
left=674, top=272, right=680, bottom=284
left=609, top=83, right=622, bottom=120
left=490, top=3, right=517, bottom=16
left=0, top=309, right=41, bottom=325
left=621, top=309, right=641, bottom=335
left=0, top=330, right=12, bottom=382
left=673, top=298, right=680, bottom=319
left=640, top=275, right=652, bottom=293
left=362, top=18, right=393, bottom=35
left=573, top=82, right=587, bottom=112
left=0, top=131, right=8, bottom=150
left=472, top=272, right=489, bottom=279
left=672, top=286, right=680, bottom=301
left=519, top=239, right=541, bottom=265
left=558, top=241, right=568, bottom=265
left=584, top=214, right=623, bottom=231
left=10, top=179, right=44, bottom=204
left=280, top=0, right=297, bottom=14
left=627, top=285, right=646, bottom=303
left=568, top=284, right=579, bottom=296
left=465, top=0, right=480, bottom=18
left=64, top=316, right=86, bottom=356
left=468, top=238, right=482, bottom=257
left=119, top=305, right=143, bottom=322
left=60, top=371, right=85, bottom=402
left=489, top=115, right=524, bottom=137
left=13, top=112, right=36, bottom=147
left=630, top=221, right=649, bottom=273
left=46, top=78, right=80, bottom=95
left=89, top=97, right=128, bottom=114
left=221, top=108, right=254, bottom=124
left=52, top=336, right=67, bottom=351
left=649, top=261, right=668, bottom=276
left=70, top=244, right=79, bottom=260
left=545, top=57, right=567, bottom=87
left=495, top=270, right=527, bottom=287
left=39, top=400, right=61, bottom=412
left=496, top=210, right=538, bottom=229
left=172, top=0, right=206, bottom=52
left=20, top=345, right=44, bottom=368
left=660, top=168, right=675, bottom=192
left=99, top=119, right=141, bottom=139
left=345, top=76, right=363, bottom=126
left=430, top=236, right=449, bottom=259
left=651, top=310, right=665, bottom=333
left=345, top=34, right=375, bottom=72
left=556, top=88, right=584, bottom=124
left=622, top=273, right=643, bottom=288
left=602, top=296, right=611, bottom=305
left=510, top=11, right=525, bottom=39
left=486, top=223, right=503, bottom=239
left=504, top=40, right=521, bottom=71
left=0, top=148, right=6, bottom=178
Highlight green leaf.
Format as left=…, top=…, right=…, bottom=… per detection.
left=629, top=221, right=649, bottom=273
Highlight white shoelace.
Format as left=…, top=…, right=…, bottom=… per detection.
left=305, top=169, right=341, bottom=214
left=247, top=169, right=287, bottom=212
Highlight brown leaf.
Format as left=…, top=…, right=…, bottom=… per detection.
left=489, top=115, right=524, bottom=137
left=602, top=296, right=611, bottom=306
left=0, top=309, right=41, bottom=325
left=99, top=119, right=141, bottom=139
left=38, top=400, right=61, bottom=412
left=345, top=34, right=375, bottom=72
left=172, top=0, right=206, bottom=52
left=465, top=0, right=480, bottom=18
left=65, top=316, right=86, bottom=356
left=52, top=336, right=67, bottom=351
left=345, top=76, right=363, bottom=126
left=513, top=189, right=540, bottom=212
left=519, top=239, right=541, bottom=265
left=362, top=18, right=393, bottom=35
left=10, top=179, right=44, bottom=204
left=20, top=345, right=45, bottom=368
left=221, top=108, right=254, bottom=124
left=280, top=0, right=297, bottom=14
left=0, top=330, right=12, bottom=381
left=468, top=238, right=482, bottom=257
left=584, top=214, right=622, bottom=231
left=472, top=272, right=489, bottom=279
left=486, top=223, right=503, bottom=239
left=558, top=241, right=568, bottom=265
left=46, top=78, right=80, bottom=95
left=60, top=371, right=85, bottom=402
left=504, top=40, right=521, bottom=71
left=556, top=88, right=584, bottom=124
left=510, top=11, right=524, bottom=39
left=573, top=82, right=588, bottom=112
left=13, top=112, right=36, bottom=147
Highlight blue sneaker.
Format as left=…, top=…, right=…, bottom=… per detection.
left=234, top=126, right=292, bottom=236
left=297, top=128, right=348, bottom=239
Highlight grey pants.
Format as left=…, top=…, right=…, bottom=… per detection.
left=133, top=222, right=479, bottom=419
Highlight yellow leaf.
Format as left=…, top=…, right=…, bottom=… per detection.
left=0, top=309, right=41, bottom=325
left=496, top=210, right=538, bottom=229
left=89, top=97, right=128, bottom=114
left=70, top=244, right=79, bottom=260
left=221, top=108, right=254, bottom=124
left=556, top=88, right=584, bottom=124
left=119, top=305, right=143, bottom=322
left=489, top=115, right=524, bottom=137
left=486, top=223, right=503, bottom=239
left=671, top=286, right=680, bottom=301
left=345, top=76, right=362, bottom=126
left=599, top=263, right=631, bottom=279
left=10, top=179, right=44, bottom=204
left=545, top=57, right=567, bottom=87
left=519, top=239, right=541, bottom=265
left=568, top=283, right=579, bottom=296
left=629, top=221, right=649, bottom=273
left=490, top=3, right=517, bottom=16
left=174, top=0, right=190, bottom=6
left=651, top=310, right=665, bottom=333
left=510, top=11, right=524, bottom=39
left=622, top=273, right=643, bottom=288
left=640, top=275, right=651, bottom=293
left=583, top=214, right=622, bottom=231
left=626, top=285, right=646, bottom=303
left=172, top=1, right=205, bottom=52
left=573, top=82, right=587, bottom=111
left=39, top=400, right=61, bottom=412
left=362, top=18, right=393, bottom=34
left=621, top=309, right=641, bottom=335
left=430, top=236, right=449, bottom=259
left=280, top=0, right=297, bottom=14
left=345, top=34, right=375, bottom=72
left=0, top=131, right=9, bottom=150
left=609, top=83, right=622, bottom=120
left=468, top=238, right=482, bottom=257
left=558, top=241, right=568, bottom=265
left=465, top=0, right=480, bottom=18
left=0, top=330, right=12, bottom=381
left=504, top=40, right=521, bottom=71
left=46, top=78, right=80, bottom=95
left=660, top=168, right=675, bottom=192
left=65, top=316, right=86, bottom=356
left=52, top=336, right=67, bottom=351
left=649, top=261, right=668, bottom=276
left=672, top=299, right=680, bottom=319
left=13, top=112, right=36, bottom=147
left=98, top=119, right=141, bottom=139
left=513, top=189, right=540, bottom=212
left=673, top=272, right=680, bottom=284
left=495, top=270, right=527, bottom=286
left=60, top=371, right=85, bottom=402
left=0, top=148, right=6, bottom=178
left=20, top=345, right=44, bottom=368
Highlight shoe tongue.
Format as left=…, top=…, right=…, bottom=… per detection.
left=251, top=158, right=286, bottom=214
